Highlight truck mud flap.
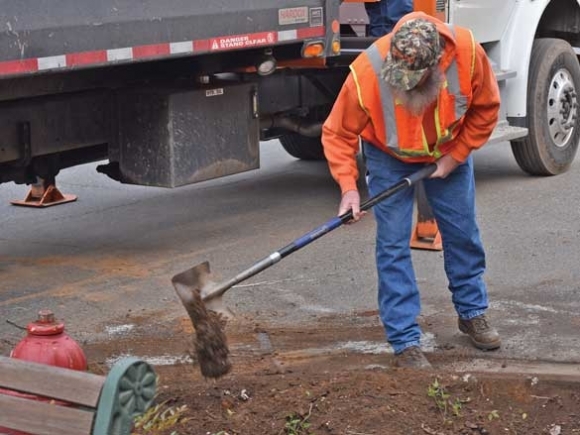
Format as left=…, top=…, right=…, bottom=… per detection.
left=113, top=82, right=260, bottom=188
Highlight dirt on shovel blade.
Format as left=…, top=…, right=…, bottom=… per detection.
left=186, top=289, right=231, bottom=378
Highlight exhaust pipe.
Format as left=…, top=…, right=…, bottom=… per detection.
left=260, top=115, right=322, bottom=137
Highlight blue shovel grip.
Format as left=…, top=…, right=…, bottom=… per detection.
left=293, top=216, right=343, bottom=249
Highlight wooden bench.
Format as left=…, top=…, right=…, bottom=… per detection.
left=0, top=355, right=157, bottom=435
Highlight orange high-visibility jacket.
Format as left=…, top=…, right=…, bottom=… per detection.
left=322, top=12, right=500, bottom=194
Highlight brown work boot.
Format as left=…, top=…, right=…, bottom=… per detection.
left=393, top=346, right=432, bottom=369
left=458, top=314, right=501, bottom=350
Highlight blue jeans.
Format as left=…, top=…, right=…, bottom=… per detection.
left=363, top=142, right=489, bottom=354
left=365, top=0, right=413, bottom=36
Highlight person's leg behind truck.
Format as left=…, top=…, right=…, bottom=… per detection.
left=365, top=0, right=414, bottom=36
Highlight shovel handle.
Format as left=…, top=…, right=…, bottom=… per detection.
left=348, top=163, right=437, bottom=218
left=204, top=164, right=436, bottom=300
left=289, top=163, right=437, bottom=248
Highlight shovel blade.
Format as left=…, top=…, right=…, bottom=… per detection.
left=171, top=261, right=234, bottom=319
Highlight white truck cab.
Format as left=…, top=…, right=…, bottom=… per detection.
left=342, top=0, right=580, bottom=176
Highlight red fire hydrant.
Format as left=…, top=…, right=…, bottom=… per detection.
left=10, top=309, right=87, bottom=370
left=1, top=310, right=87, bottom=435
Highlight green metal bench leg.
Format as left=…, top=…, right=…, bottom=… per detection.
left=92, top=357, right=157, bottom=435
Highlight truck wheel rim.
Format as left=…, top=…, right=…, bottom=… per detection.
left=547, top=68, right=578, bottom=147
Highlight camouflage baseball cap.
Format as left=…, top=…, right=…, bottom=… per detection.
left=381, top=18, right=442, bottom=91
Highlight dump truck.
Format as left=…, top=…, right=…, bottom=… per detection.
left=0, top=0, right=351, bottom=205
left=0, top=0, right=578, bottom=206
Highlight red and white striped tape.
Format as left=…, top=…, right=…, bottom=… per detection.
left=0, top=26, right=326, bottom=77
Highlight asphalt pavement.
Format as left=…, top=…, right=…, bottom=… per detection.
left=1, top=140, right=579, bottom=368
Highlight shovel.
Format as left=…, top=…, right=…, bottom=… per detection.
left=172, top=163, right=437, bottom=378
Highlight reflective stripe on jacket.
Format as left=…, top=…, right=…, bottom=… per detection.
left=350, top=23, right=475, bottom=159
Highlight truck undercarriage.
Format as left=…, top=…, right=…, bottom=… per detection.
left=0, top=0, right=346, bottom=189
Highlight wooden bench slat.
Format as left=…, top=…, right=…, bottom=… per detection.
left=0, top=393, right=95, bottom=435
left=0, top=356, right=104, bottom=407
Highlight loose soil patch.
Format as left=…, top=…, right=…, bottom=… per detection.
left=135, top=354, right=580, bottom=435
left=119, top=317, right=579, bottom=435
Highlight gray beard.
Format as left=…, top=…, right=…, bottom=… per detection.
left=391, top=68, right=444, bottom=116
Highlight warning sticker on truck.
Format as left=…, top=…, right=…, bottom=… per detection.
left=309, top=7, right=324, bottom=27
left=209, top=32, right=277, bottom=51
left=278, top=7, right=309, bottom=25
left=0, top=24, right=327, bottom=78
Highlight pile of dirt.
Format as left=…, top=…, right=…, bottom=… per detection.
left=80, top=313, right=579, bottom=435
left=133, top=352, right=580, bottom=435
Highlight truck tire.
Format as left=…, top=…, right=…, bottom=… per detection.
left=280, top=134, right=326, bottom=160
left=511, top=38, right=580, bottom=175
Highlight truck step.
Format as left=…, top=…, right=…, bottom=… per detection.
left=336, top=39, right=519, bottom=84
left=494, top=69, right=517, bottom=82
left=487, top=120, right=528, bottom=145
left=489, top=58, right=517, bottom=82
left=490, top=59, right=517, bottom=82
